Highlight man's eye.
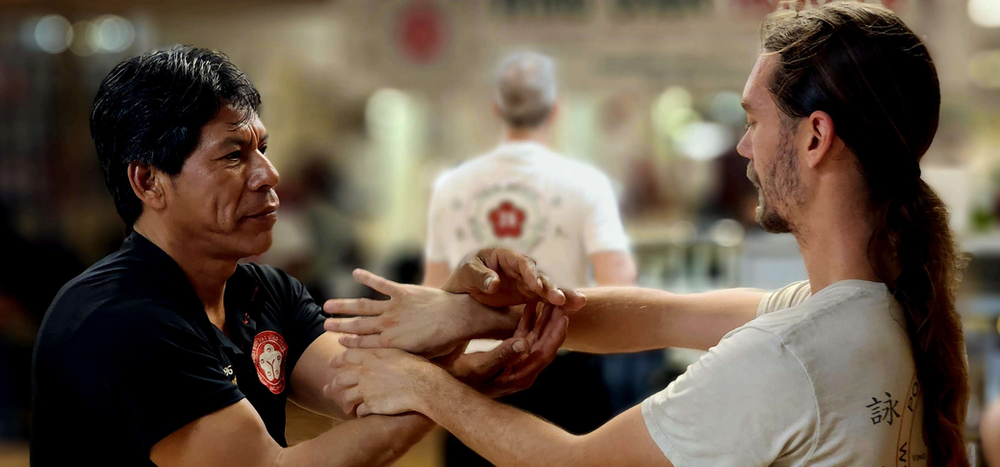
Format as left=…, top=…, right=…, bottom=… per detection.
left=259, top=146, right=268, bottom=155
left=225, top=151, right=241, bottom=161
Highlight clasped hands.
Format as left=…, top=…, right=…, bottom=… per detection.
left=321, top=248, right=585, bottom=418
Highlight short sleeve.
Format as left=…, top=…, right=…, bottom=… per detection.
left=583, top=172, right=630, bottom=255
left=277, top=270, right=328, bottom=374
left=640, top=328, right=817, bottom=467
left=425, top=175, right=450, bottom=263
left=757, top=280, right=812, bottom=317
left=79, top=305, right=245, bottom=451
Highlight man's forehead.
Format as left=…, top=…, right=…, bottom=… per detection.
left=205, top=106, right=266, bottom=140
left=741, top=54, right=777, bottom=113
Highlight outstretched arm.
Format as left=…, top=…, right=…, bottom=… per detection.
left=563, top=286, right=764, bottom=353
left=326, top=249, right=764, bottom=354
left=328, top=348, right=671, bottom=467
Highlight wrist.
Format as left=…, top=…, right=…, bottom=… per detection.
left=414, top=371, right=467, bottom=421
left=410, top=364, right=451, bottom=415
left=475, top=302, right=521, bottom=340
left=458, top=295, right=518, bottom=339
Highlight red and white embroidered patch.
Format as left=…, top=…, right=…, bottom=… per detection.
left=251, top=330, right=288, bottom=394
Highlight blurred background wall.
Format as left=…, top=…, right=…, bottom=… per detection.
left=3, top=0, right=1000, bottom=465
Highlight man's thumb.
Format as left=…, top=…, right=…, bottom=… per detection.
left=475, top=266, right=500, bottom=294
left=479, top=337, right=527, bottom=374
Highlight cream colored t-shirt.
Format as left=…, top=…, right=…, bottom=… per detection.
left=642, top=280, right=927, bottom=466
left=425, top=141, right=630, bottom=290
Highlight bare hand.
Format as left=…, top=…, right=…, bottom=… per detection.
left=325, top=348, right=438, bottom=417
left=443, top=248, right=586, bottom=312
left=442, top=300, right=568, bottom=398
left=325, top=303, right=568, bottom=417
left=323, top=269, right=481, bottom=358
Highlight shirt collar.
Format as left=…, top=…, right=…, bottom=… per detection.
left=122, top=231, right=259, bottom=317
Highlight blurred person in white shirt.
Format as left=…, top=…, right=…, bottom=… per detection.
left=421, top=51, right=638, bottom=466
left=423, top=51, right=635, bottom=292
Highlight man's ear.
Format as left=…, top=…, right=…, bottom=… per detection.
left=802, top=110, right=836, bottom=169
left=547, top=101, right=560, bottom=125
left=127, top=161, right=168, bottom=211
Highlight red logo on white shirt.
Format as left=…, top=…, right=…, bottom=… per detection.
left=488, top=200, right=526, bottom=238
left=251, top=330, right=288, bottom=394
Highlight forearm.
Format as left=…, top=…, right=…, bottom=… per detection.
left=418, top=377, right=582, bottom=467
left=564, top=287, right=764, bottom=353
left=276, top=413, right=434, bottom=467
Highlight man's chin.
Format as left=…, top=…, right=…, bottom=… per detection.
left=249, top=231, right=274, bottom=256
left=233, top=230, right=274, bottom=260
left=756, top=209, right=792, bottom=234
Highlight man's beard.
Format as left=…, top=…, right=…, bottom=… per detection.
left=747, top=126, right=801, bottom=234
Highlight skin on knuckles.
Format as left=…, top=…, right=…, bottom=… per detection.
left=347, top=349, right=444, bottom=417
left=449, top=248, right=586, bottom=312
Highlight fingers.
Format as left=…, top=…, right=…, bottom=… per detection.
left=536, top=309, right=568, bottom=355
left=330, top=349, right=366, bottom=368
left=535, top=275, right=567, bottom=306
left=560, top=289, right=587, bottom=313
left=324, top=317, right=383, bottom=335
left=322, top=380, right=361, bottom=416
left=478, top=336, right=528, bottom=376
left=339, top=334, right=390, bottom=349
left=323, top=298, right=386, bottom=316
left=333, top=371, right=359, bottom=387
left=356, top=402, right=372, bottom=418
left=324, top=356, right=363, bottom=416
left=339, top=386, right=362, bottom=407
left=511, top=253, right=566, bottom=307
left=451, top=250, right=501, bottom=295
left=489, top=248, right=569, bottom=307
left=527, top=303, right=555, bottom=344
left=371, top=347, right=412, bottom=359
left=495, top=310, right=568, bottom=388
left=353, top=269, right=402, bottom=297
left=433, top=342, right=468, bottom=367
left=515, top=301, right=538, bottom=339
left=463, top=258, right=501, bottom=295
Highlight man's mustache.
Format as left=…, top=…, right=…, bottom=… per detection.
left=746, top=161, right=760, bottom=187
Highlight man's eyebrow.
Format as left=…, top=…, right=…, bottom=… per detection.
left=215, top=132, right=267, bottom=150
left=218, top=137, right=250, bottom=148
left=741, top=99, right=753, bottom=112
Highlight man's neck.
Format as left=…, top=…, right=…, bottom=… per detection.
left=501, top=126, right=549, bottom=146
left=133, top=218, right=235, bottom=328
left=793, top=187, right=880, bottom=294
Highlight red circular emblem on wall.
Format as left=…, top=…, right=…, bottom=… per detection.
left=251, top=330, right=288, bottom=394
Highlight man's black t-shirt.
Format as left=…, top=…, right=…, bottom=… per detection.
left=30, top=232, right=327, bottom=466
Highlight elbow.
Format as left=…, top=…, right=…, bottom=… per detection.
left=593, top=254, right=638, bottom=287
left=563, top=435, right=605, bottom=467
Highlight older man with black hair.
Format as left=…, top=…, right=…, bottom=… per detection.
left=30, top=45, right=572, bottom=467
